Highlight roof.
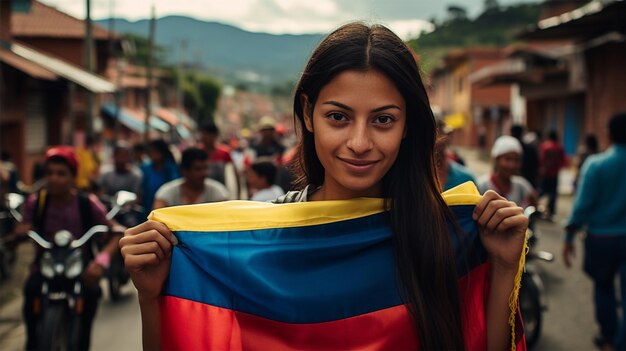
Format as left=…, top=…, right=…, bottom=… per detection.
left=436, top=47, right=506, bottom=72
left=12, top=0, right=112, bottom=40
left=520, top=0, right=625, bottom=40
left=9, top=42, right=115, bottom=93
left=0, top=47, right=56, bottom=80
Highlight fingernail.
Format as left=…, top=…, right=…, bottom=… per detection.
left=171, top=233, right=179, bottom=246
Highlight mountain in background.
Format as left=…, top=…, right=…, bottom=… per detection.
left=408, top=2, right=542, bottom=73
left=96, top=16, right=324, bottom=87
left=98, top=2, right=543, bottom=87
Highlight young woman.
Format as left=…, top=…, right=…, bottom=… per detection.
left=120, top=23, right=527, bottom=350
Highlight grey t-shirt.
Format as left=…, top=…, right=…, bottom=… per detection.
left=99, top=168, right=142, bottom=197
left=155, top=178, right=230, bottom=207
left=476, top=174, right=534, bottom=208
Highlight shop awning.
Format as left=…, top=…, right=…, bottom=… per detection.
left=0, top=48, right=57, bottom=80
left=155, top=107, right=180, bottom=126
left=101, top=104, right=170, bottom=133
left=10, top=42, right=116, bottom=93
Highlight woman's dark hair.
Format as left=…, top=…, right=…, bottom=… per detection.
left=149, top=139, right=175, bottom=163
left=181, top=147, right=208, bottom=171
left=291, top=22, right=464, bottom=350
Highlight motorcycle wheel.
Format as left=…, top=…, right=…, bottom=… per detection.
left=520, top=273, right=542, bottom=349
left=39, top=304, right=68, bottom=351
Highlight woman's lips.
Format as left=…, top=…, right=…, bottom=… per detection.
left=338, top=157, right=379, bottom=172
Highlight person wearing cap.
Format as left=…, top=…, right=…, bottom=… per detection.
left=476, top=136, right=538, bottom=208
left=252, top=116, right=286, bottom=163
left=12, top=146, right=124, bottom=350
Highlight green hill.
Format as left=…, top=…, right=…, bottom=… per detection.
left=408, top=2, right=542, bottom=73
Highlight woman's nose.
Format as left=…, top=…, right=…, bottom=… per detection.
left=346, top=124, right=374, bottom=155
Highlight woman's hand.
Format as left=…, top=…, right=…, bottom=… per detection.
left=119, top=220, right=176, bottom=301
left=473, top=190, right=528, bottom=271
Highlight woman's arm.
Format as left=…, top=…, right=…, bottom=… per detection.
left=138, top=296, right=162, bottom=350
left=119, top=220, right=176, bottom=350
left=487, top=262, right=519, bottom=350
left=473, top=190, right=527, bottom=350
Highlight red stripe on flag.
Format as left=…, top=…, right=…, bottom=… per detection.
left=161, top=296, right=417, bottom=350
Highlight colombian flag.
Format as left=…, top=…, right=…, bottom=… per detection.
left=150, top=182, right=526, bottom=350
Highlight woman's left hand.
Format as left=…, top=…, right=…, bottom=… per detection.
left=473, top=190, right=528, bottom=271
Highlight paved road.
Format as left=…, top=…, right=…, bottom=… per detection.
left=0, top=276, right=141, bottom=351
left=0, top=148, right=603, bottom=350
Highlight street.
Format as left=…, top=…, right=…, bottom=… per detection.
left=0, top=149, right=601, bottom=350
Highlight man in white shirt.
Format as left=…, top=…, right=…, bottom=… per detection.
left=153, top=148, right=229, bottom=209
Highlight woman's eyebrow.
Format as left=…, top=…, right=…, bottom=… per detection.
left=322, top=101, right=402, bottom=112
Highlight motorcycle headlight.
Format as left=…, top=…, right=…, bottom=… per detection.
left=65, top=250, right=83, bottom=279
left=40, top=252, right=55, bottom=279
left=54, top=230, right=73, bottom=247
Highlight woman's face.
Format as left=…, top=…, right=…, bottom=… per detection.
left=304, top=69, right=406, bottom=200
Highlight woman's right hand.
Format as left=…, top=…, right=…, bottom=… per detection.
left=119, top=220, right=176, bottom=300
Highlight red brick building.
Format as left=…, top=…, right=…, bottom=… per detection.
left=429, top=47, right=512, bottom=148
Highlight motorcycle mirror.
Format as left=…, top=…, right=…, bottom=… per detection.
left=7, top=193, right=25, bottom=210
left=114, top=191, right=137, bottom=208
left=524, top=206, right=537, bottom=218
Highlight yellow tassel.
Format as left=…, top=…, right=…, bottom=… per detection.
left=508, top=230, right=529, bottom=351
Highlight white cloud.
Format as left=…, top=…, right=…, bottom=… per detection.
left=38, top=0, right=531, bottom=38
left=385, top=20, right=435, bottom=40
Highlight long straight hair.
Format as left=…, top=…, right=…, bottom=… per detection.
left=291, top=23, right=464, bottom=350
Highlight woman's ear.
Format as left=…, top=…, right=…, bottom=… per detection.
left=301, top=94, right=314, bottom=133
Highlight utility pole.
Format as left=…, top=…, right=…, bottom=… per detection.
left=177, top=39, right=187, bottom=114
left=108, top=0, right=123, bottom=141
left=144, top=5, right=155, bottom=145
left=84, top=0, right=95, bottom=139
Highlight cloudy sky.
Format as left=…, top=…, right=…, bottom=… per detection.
left=40, top=0, right=538, bottom=39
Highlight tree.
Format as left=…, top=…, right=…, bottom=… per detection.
left=196, top=77, right=221, bottom=124
left=447, top=5, right=468, bottom=21
left=181, top=74, right=221, bottom=124
left=122, top=33, right=168, bottom=67
left=484, top=0, right=500, bottom=12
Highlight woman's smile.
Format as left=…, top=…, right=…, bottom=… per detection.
left=337, top=157, right=380, bottom=173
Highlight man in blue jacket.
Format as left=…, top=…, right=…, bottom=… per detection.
left=563, top=112, right=626, bottom=351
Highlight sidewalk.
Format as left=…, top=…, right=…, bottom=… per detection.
left=0, top=244, right=33, bottom=349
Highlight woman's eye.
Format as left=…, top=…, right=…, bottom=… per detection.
left=374, top=115, right=394, bottom=124
left=328, top=113, right=347, bottom=122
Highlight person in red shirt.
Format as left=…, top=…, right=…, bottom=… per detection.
left=539, top=130, right=566, bottom=220
left=198, top=122, right=239, bottom=198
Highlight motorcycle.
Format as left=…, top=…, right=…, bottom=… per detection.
left=102, top=190, right=139, bottom=301
left=520, top=206, right=554, bottom=349
left=10, top=190, right=134, bottom=350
